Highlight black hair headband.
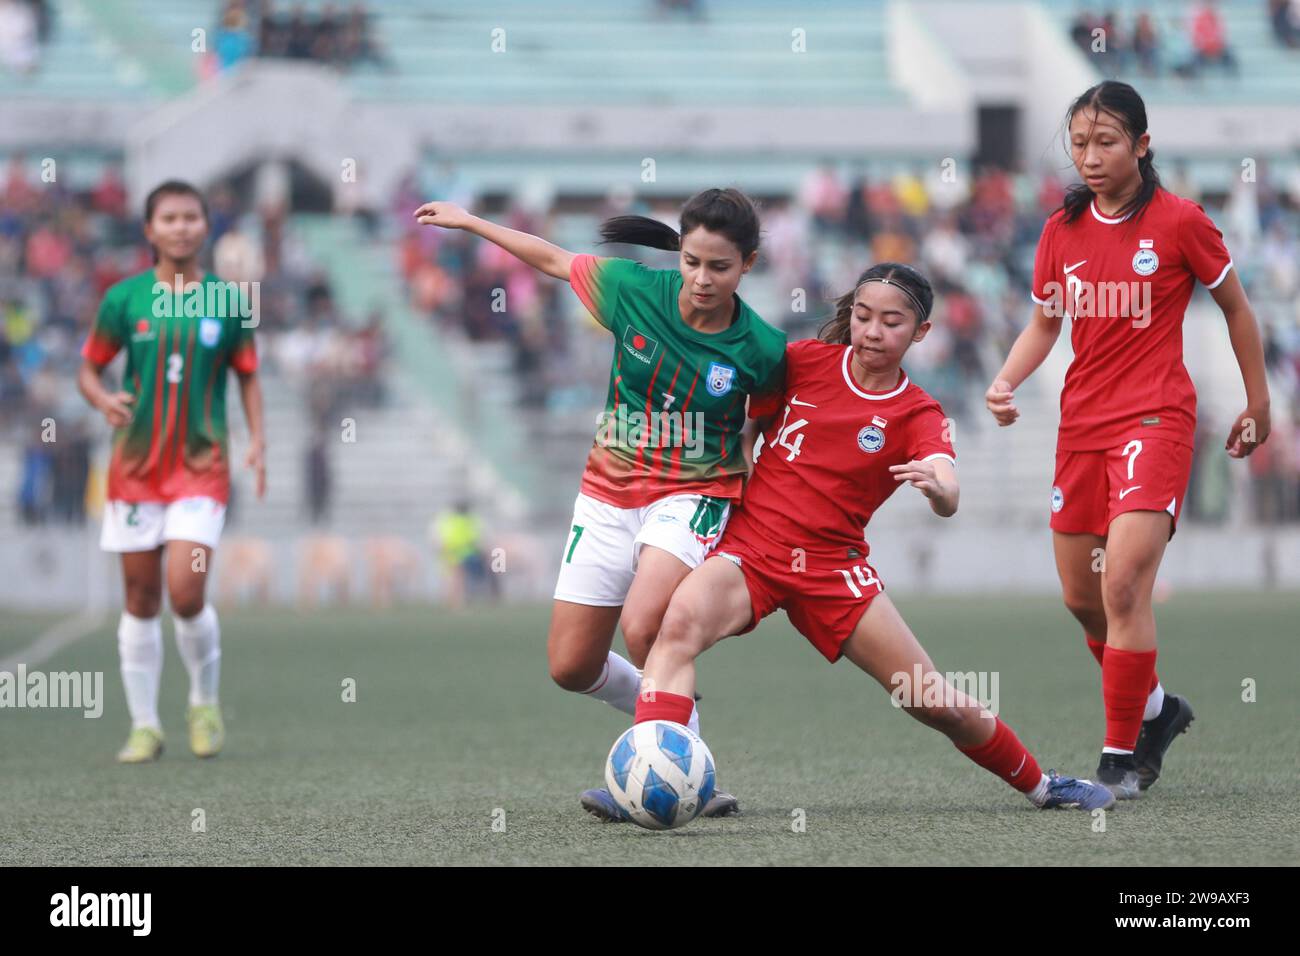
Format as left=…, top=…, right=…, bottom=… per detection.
left=858, top=276, right=930, bottom=321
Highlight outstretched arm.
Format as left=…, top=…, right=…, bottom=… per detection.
left=414, top=201, right=575, bottom=280
left=1210, top=271, right=1271, bottom=458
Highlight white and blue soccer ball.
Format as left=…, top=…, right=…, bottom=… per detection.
left=604, top=720, right=716, bottom=830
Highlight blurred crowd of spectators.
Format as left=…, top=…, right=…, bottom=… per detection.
left=1068, top=1, right=1243, bottom=78
left=1, top=157, right=389, bottom=527
left=390, top=157, right=1300, bottom=523
left=1069, top=1, right=1300, bottom=79
left=210, top=0, right=386, bottom=75
left=393, top=167, right=566, bottom=409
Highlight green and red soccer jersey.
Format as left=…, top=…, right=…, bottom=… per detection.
left=569, top=254, right=786, bottom=508
left=82, top=270, right=257, bottom=504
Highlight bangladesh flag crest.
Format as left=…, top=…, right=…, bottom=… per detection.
left=622, top=326, right=659, bottom=364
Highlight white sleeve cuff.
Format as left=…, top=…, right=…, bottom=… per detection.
left=1206, top=261, right=1233, bottom=290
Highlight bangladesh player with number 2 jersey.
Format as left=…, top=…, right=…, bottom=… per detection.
left=987, top=82, right=1271, bottom=799
left=415, top=189, right=785, bottom=821
left=629, top=263, right=1116, bottom=814
left=77, top=181, right=266, bottom=764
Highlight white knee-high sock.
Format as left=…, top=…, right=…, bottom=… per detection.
left=580, top=652, right=641, bottom=716
left=687, top=704, right=700, bottom=736
left=173, top=604, right=221, bottom=707
left=118, top=611, right=162, bottom=730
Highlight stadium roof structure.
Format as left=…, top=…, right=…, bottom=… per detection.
left=4, top=1, right=1299, bottom=206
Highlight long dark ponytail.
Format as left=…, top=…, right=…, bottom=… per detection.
left=599, top=187, right=761, bottom=258
left=819, top=262, right=934, bottom=344
left=1059, top=80, right=1160, bottom=225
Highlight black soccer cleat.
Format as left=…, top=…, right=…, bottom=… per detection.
left=1133, top=693, right=1195, bottom=791
left=1096, top=752, right=1141, bottom=801
left=700, top=788, right=740, bottom=818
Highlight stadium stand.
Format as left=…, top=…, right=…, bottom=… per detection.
left=1, top=0, right=1298, bottom=609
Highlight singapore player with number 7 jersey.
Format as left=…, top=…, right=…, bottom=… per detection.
left=986, top=81, right=1271, bottom=800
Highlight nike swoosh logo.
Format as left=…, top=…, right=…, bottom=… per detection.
left=789, top=394, right=817, bottom=408
left=1119, top=486, right=1143, bottom=500
left=1010, top=754, right=1027, bottom=778
left=1064, top=259, right=1087, bottom=274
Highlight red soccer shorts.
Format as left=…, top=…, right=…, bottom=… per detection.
left=1050, top=436, right=1194, bottom=538
left=711, top=533, right=883, bottom=663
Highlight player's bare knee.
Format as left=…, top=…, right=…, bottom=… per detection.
left=1101, top=576, right=1144, bottom=620
left=169, top=580, right=206, bottom=624
left=549, top=654, right=603, bottom=693
left=618, top=612, right=658, bottom=667
left=169, top=589, right=205, bottom=619
left=657, top=603, right=708, bottom=659
left=1062, top=594, right=1106, bottom=634
left=124, top=584, right=162, bottom=618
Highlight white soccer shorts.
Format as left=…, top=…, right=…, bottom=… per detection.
left=552, top=491, right=731, bottom=607
left=100, top=497, right=227, bottom=552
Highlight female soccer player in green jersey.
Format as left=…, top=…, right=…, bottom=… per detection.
left=416, top=189, right=786, bottom=819
left=77, top=180, right=266, bottom=763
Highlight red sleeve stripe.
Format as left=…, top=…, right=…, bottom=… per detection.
left=81, top=333, right=120, bottom=365
left=569, top=254, right=600, bottom=318
left=231, top=341, right=258, bottom=374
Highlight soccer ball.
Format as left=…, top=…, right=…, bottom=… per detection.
left=604, top=720, right=716, bottom=830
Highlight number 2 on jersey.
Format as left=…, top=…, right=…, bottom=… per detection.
left=166, top=352, right=184, bottom=384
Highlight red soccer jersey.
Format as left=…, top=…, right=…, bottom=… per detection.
left=1031, top=187, right=1233, bottom=452
left=730, top=339, right=956, bottom=561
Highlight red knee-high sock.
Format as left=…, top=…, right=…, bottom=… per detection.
left=956, top=718, right=1043, bottom=794
left=634, top=690, right=694, bottom=726
left=1102, top=646, right=1158, bottom=751
left=1088, top=636, right=1160, bottom=693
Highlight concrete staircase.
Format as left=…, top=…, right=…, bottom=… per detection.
left=222, top=374, right=472, bottom=538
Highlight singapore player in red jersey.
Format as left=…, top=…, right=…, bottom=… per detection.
left=986, top=82, right=1271, bottom=799
left=631, top=263, right=1115, bottom=812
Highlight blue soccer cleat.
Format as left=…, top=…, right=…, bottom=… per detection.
left=1039, top=770, right=1117, bottom=811
left=579, top=787, right=630, bottom=822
